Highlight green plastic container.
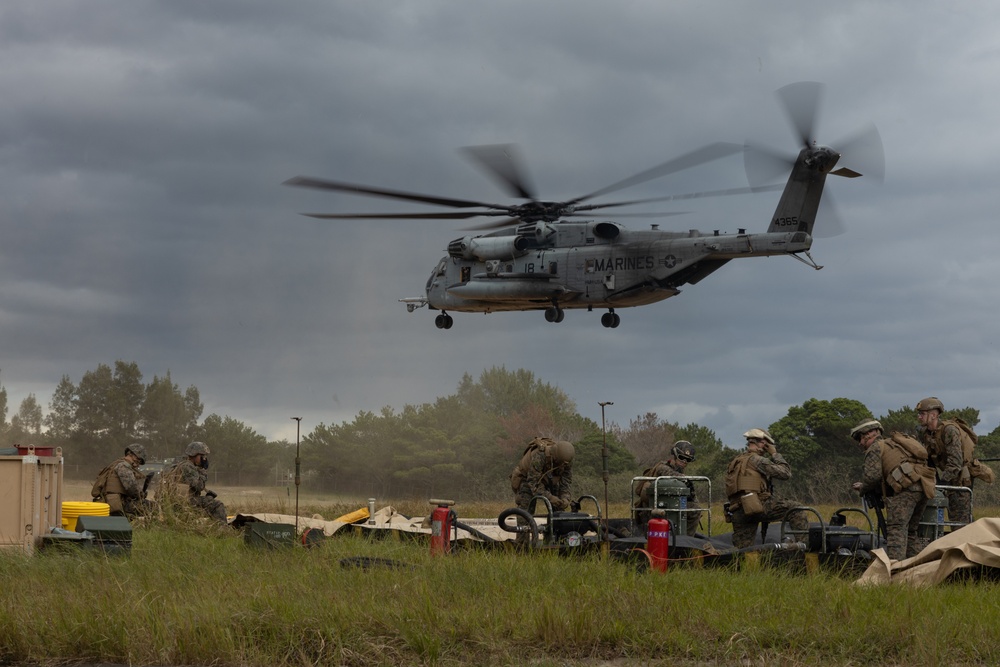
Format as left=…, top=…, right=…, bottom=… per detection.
left=243, top=521, right=295, bottom=548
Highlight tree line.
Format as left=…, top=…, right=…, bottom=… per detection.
left=2, top=363, right=998, bottom=506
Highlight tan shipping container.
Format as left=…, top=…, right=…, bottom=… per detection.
left=0, top=446, right=64, bottom=555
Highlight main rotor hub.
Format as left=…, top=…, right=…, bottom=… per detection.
left=514, top=201, right=572, bottom=223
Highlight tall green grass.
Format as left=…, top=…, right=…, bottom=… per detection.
left=16, top=485, right=1000, bottom=665
left=2, top=522, right=999, bottom=666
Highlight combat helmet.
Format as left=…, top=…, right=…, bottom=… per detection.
left=125, top=443, right=147, bottom=465
left=849, top=419, right=883, bottom=441
left=185, top=441, right=211, bottom=457
left=916, top=397, right=944, bottom=413
left=743, top=428, right=774, bottom=445
left=671, top=440, right=696, bottom=462
left=550, top=440, right=575, bottom=465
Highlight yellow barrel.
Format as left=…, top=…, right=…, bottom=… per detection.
left=62, top=501, right=110, bottom=531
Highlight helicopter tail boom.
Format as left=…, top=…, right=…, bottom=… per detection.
left=765, top=144, right=836, bottom=236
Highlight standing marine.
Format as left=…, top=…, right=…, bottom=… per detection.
left=161, top=441, right=227, bottom=522
left=850, top=419, right=935, bottom=560
left=916, top=397, right=974, bottom=524
left=724, top=428, right=808, bottom=549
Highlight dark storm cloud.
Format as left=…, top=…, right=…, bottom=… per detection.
left=2, top=1, right=1000, bottom=448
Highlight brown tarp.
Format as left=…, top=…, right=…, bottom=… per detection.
left=856, top=517, right=1000, bottom=586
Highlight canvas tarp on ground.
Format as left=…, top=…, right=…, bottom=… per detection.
left=232, top=505, right=519, bottom=542
left=856, top=517, right=1000, bottom=586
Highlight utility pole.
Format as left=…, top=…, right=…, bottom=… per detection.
left=291, top=417, right=302, bottom=538
left=599, top=401, right=613, bottom=546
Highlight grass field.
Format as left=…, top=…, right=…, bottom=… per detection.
left=1, top=482, right=996, bottom=666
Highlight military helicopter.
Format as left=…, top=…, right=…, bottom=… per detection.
left=286, top=82, right=883, bottom=329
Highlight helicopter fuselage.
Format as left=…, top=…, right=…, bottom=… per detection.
left=421, top=221, right=812, bottom=314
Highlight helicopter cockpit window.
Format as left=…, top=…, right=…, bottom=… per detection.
left=435, top=260, right=447, bottom=276
left=461, top=266, right=471, bottom=283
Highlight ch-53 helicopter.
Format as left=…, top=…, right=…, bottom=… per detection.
left=286, top=82, right=883, bottom=329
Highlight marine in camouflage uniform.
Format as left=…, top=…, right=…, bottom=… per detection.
left=635, top=441, right=702, bottom=534
left=162, top=441, right=227, bottom=522
left=512, top=438, right=574, bottom=512
left=851, top=420, right=929, bottom=560
left=916, top=397, right=971, bottom=524
left=726, top=429, right=808, bottom=549
left=93, top=443, right=152, bottom=519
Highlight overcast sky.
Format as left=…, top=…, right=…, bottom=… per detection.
left=2, top=2, right=1000, bottom=451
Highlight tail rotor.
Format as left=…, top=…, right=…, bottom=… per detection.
left=744, top=81, right=885, bottom=237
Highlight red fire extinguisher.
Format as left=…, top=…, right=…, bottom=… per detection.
left=646, top=511, right=671, bottom=573
left=429, top=499, right=456, bottom=556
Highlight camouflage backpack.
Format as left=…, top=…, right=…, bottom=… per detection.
left=91, top=457, right=129, bottom=501
left=941, top=419, right=996, bottom=485
left=880, top=433, right=935, bottom=499
left=91, top=462, right=115, bottom=500
left=509, top=437, right=554, bottom=491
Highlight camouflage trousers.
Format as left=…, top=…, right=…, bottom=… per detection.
left=944, top=487, right=972, bottom=525
left=192, top=494, right=228, bottom=523
left=107, top=494, right=153, bottom=520
left=883, top=486, right=928, bottom=561
left=731, top=496, right=808, bottom=549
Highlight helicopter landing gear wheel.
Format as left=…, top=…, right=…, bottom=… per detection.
left=544, top=306, right=564, bottom=323
left=434, top=313, right=454, bottom=329
left=601, top=310, right=621, bottom=328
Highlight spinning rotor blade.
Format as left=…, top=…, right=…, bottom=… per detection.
left=460, top=144, right=536, bottom=200
left=832, top=123, right=884, bottom=184
left=743, top=81, right=884, bottom=237
left=460, top=218, right=520, bottom=231
left=459, top=211, right=691, bottom=232
left=569, top=142, right=744, bottom=205
left=302, top=211, right=501, bottom=220
left=564, top=211, right=691, bottom=218
left=283, top=175, right=506, bottom=211
left=575, top=183, right=784, bottom=211
left=743, top=143, right=796, bottom=189
left=812, top=193, right=846, bottom=239
left=777, top=81, right=824, bottom=148
left=288, top=141, right=748, bottom=226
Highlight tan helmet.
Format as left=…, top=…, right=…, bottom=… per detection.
left=125, top=443, right=147, bottom=465
left=849, top=419, right=883, bottom=441
left=743, top=428, right=774, bottom=445
left=916, top=397, right=944, bottom=413
left=549, top=440, right=575, bottom=465
left=670, top=440, right=696, bottom=462
left=185, top=441, right=211, bottom=457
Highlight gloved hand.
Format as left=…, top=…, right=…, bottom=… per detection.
left=570, top=500, right=581, bottom=513
left=205, top=490, right=218, bottom=499
left=766, top=443, right=777, bottom=456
